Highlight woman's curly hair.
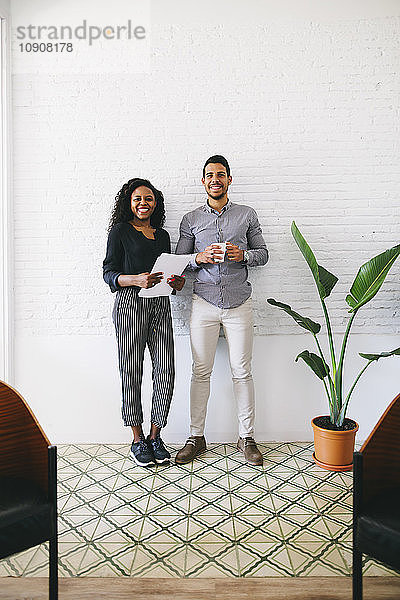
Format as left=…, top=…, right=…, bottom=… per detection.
left=108, top=178, right=166, bottom=232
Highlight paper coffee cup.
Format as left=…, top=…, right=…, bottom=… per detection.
left=212, top=242, right=226, bottom=262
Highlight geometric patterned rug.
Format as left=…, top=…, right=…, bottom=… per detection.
left=0, top=442, right=398, bottom=578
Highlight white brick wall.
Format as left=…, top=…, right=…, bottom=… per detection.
left=13, top=19, right=400, bottom=340
left=10, top=16, right=400, bottom=443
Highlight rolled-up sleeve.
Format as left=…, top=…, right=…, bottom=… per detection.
left=175, top=214, right=199, bottom=270
left=245, top=208, right=268, bottom=267
left=103, top=227, right=123, bottom=293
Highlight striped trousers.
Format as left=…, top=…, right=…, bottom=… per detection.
left=112, top=287, right=175, bottom=428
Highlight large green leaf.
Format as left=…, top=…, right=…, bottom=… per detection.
left=359, top=347, right=400, bottom=361
left=267, top=299, right=321, bottom=334
left=291, top=222, right=338, bottom=299
left=295, top=351, right=330, bottom=380
left=318, top=265, right=338, bottom=298
left=345, top=294, right=358, bottom=309
left=346, top=245, right=400, bottom=312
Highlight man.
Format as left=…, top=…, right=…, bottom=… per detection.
left=175, top=155, right=268, bottom=466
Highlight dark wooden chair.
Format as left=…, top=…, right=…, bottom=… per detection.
left=0, top=379, right=58, bottom=599
left=353, top=392, right=400, bottom=600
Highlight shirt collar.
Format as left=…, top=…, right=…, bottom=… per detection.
left=203, top=199, right=232, bottom=214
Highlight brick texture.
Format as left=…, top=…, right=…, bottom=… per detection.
left=13, top=20, right=400, bottom=337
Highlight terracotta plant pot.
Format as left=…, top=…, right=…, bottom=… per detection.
left=311, top=416, right=359, bottom=472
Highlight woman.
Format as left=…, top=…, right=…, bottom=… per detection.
left=103, top=178, right=184, bottom=467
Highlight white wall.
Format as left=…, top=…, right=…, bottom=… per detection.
left=15, top=333, right=400, bottom=444
left=11, top=2, right=400, bottom=443
left=0, top=0, right=12, bottom=383
left=0, top=0, right=9, bottom=17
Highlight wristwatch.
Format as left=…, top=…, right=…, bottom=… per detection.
left=243, top=250, right=250, bottom=263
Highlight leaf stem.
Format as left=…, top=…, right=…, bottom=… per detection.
left=321, top=299, right=337, bottom=378
left=313, top=334, right=336, bottom=418
left=339, top=360, right=374, bottom=424
left=335, top=310, right=358, bottom=409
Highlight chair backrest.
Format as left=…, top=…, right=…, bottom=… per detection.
left=0, top=380, right=50, bottom=493
left=360, top=392, right=400, bottom=504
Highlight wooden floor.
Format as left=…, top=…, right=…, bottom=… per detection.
left=0, top=577, right=400, bottom=600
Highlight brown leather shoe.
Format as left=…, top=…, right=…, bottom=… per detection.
left=237, top=437, right=263, bottom=466
left=175, top=436, right=207, bottom=465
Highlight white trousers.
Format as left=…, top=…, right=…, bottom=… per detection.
left=189, top=294, right=255, bottom=438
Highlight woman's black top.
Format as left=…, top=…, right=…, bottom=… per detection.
left=103, top=222, right=171, bottom=293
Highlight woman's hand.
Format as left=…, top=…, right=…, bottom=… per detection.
left=167, top=274, right=185, bottom=291
left=134, top=272, right=164, bottom=289
left=226, top=242, right=244, bottom=262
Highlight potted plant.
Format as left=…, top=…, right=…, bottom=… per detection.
left=267, top=222, right=400, bottom=471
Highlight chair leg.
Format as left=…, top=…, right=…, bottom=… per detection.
left=353, top=547, right=362, bottom=600
left=49, top=535, right=58, bottom=600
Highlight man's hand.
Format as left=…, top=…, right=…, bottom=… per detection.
left=195, top=244, right=224, bottom=265
left=167, top=274, right=185, bottom=291
left=226, top=242, right=244, bottom=262
left=134, top=272, right=164, bottom=289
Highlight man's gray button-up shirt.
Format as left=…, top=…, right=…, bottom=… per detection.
left=175, top=200, right=268, bottom=309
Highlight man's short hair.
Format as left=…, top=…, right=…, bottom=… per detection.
left=203, top=155, right=231, bottom=178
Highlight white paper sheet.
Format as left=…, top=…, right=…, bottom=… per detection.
left=138, top=253, right=192, bottom=298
